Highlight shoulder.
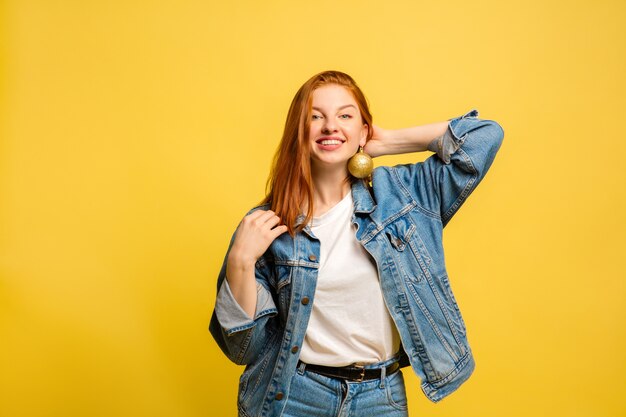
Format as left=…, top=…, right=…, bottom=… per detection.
left=244, top=202, right=272, bottom=216
left=372, top=163, right=425, bottom=188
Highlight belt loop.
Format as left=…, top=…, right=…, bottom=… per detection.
left=297, top=361, right=306, bottom=375
left=379, top=365, right=386, bottom=389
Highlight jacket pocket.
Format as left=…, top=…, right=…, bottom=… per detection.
left=239, top=329, right=278, bottom=405
left=384, top=215, right=432, bottom=284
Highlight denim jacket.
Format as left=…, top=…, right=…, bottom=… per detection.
left=209, top=109, right=504, bottom=417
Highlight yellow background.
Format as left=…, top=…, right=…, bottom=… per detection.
left=1, top=1, right=625, bottom=416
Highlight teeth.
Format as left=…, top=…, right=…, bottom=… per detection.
left=320, top=140, right=342, bottom=145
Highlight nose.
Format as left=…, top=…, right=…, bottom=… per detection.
left=322, top=118, right=338, bottom=134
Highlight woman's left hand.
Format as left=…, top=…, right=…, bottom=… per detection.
left=363, top=125, right=389, bottom=158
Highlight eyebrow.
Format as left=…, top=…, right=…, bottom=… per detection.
left=312, top=104, right=357, bottom=112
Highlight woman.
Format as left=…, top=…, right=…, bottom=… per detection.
left=210, top=70, right=504, bottom=417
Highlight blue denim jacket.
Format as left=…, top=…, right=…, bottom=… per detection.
left=210, top=109, right=504, bottom=417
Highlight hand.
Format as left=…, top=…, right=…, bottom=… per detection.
left=363, top=125, right=389, bottom=158
left=229, top=210, right=288, bottom=266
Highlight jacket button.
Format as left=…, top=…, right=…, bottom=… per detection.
left=275, top=392, right=284, bottom=401
left=291, top=346, right=299, bottom=353
left=308, top=254, right=317, bottom=261
left=301, top=297, right=310, bottom=305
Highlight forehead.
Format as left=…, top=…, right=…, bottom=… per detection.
left=311, top=84, right=357, bottom=109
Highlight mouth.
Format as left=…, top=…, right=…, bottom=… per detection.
left=315, top=136, right=346, bottom=146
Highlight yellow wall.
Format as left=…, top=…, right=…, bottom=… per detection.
left=1, top=1, right=624, bottom=416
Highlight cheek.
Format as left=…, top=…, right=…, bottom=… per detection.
left=351, top=123, right=365, bottom=137
left=309, top=122, right=321, bottom=136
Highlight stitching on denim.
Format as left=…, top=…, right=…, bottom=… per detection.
left=360, top=202, right=416, bottom=244
left=255, top=308, right=278, bottom=319
left=422, top=350, right=472, bottom=389
left=441, top=274, right=467, bottom=334
left=391, top=165, right=442, bottom=221
left=385, top=371, right=408, bottom=411
left=425, top=274, right=465, bottom=348
left=275, top=259, right=318, bottom=268
left=405, top=282, right=460, bottom=363
left=415, top=203, right=442, bottom=220
left=235, top=328, right=254, bottom=364
left=442, top=147, right=477, bottom=225
left=386, top=165, right=413, bottom=201
left=246, top=331, right=278, bottom=403
left=274, top=265, right=292, bottom=291
left=395, top=292, right=438, bottom=379
left=237, top=403, right=252, bottom=417
left=226, top=322, right=256, bottom=336
left=408, top=232, right=432, bottom=270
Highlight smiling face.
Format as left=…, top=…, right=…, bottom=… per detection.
left=308, top=84, right=369, bottom=173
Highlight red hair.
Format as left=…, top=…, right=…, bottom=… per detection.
left=261, top=70, right=374, bottom=236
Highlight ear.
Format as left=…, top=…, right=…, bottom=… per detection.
left=359, top=124, right=369, bottom=147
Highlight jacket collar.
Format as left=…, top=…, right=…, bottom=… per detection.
left=294, top=179, right=375, bottom=239
left=351, top=179, right=376, bottom=214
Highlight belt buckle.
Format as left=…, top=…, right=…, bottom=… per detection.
left=352, top=364, right=366, bottom=382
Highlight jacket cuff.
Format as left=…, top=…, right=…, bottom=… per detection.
left=427, top=109, right=479, bottom=164
left=214, top=278, right=278, bottom=336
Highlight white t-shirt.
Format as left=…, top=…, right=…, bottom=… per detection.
left=299, top=191, right=401, bottom=367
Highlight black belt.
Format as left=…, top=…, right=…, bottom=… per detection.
left=297, top=360, right=400, bottom=382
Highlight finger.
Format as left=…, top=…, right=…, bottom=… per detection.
left=259, top=210, right=279, bottom=224
left=264, top=215, right=282, bottom=229
left=243, top=210, right=274, bottom=229
left=246, top=209, right=272, bottom=221
left=270, top=225, right=289, bottom=238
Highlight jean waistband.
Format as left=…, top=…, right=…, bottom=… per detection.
left=297, top=360, right=400, bottom=383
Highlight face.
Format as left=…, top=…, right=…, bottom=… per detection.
left=308, top=84, right=368, bottom=172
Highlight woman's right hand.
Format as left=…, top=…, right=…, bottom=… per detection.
left=229, top=210, right=288, bottom=266
left=226, top=210, right=287, bottom=318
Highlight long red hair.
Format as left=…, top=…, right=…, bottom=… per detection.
left=261, top=70, right=374, bottom=236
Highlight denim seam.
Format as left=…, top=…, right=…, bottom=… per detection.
left=415, top=203, right=442, bottom=221
left=225, top=322, right=256, bottom=337
left=235, top=329, right=254, bottom=364
left=359, top=202, right=417, bottom=245
left=275, top=259, right=318, bottom=268
left=425, top=274, right=464, bottom=348
left=390, top=166, right=442, bottom=221
left=385, top=372, right=408, bottom=411
left=245, top=332, right=277, bottom=404
left=223, top=307, right=277, bottom=337
left=388, top=165, right=415, bottom=202
left=442, top=147, right=477, bottom=225
left=408, top=233, right=432, bottom=270
left=237, top=403, right=252, bottom=417
left=406, top=282, right=460, bottom=363
left=275, top=266, right=292, bottom=292
left=395, top=293, right=438, bottom=378
left=422, top=349, right=472, bottom=392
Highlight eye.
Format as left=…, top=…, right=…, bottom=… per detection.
left=312, top=114, right=322, bottom=120
left=339, top=114, right=353, bottom=119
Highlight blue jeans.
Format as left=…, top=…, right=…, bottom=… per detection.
left=281, top=356, right=409, bottom=417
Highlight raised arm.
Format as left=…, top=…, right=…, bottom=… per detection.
left=364, top=120, right=450, bottom=157
left=367, top=109, right=505, bottom=227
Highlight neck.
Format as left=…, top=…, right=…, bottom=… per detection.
left=310, top=164, right=351, bottom=217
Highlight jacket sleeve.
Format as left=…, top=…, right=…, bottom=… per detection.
left=209, top=224, right=279, bottom=365
left=393, top=109, right=505, bottom=227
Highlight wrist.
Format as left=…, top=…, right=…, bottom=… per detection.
left=227, top=249, right=257, bottom=271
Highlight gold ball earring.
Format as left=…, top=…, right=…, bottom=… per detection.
left=348, top=146, right=373, bottom=179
